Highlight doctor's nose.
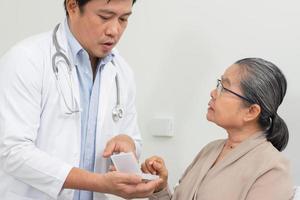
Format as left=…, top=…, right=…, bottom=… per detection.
left=105, top=20, right=122, bottom=37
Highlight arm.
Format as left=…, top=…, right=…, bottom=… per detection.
left=140, top=142, right=221, bottom=200
left=63, top=167, right=163, bottom=199
left=141, top=156, right=172, bottom=200
left=0, top=46, right=73, bottom=198
left=149, top=187, right=173, bottom=200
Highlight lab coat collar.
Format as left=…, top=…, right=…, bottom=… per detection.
left=54, top=22, right=82, bottom=113
left=63, top=18, right=115, bottom=69
left=63, top=18, right=83, bottom=67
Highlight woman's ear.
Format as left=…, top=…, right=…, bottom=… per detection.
left=244, top=104, right=261, bottom=122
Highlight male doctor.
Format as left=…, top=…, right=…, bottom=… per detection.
left=0, top=0, right=161, bottom=199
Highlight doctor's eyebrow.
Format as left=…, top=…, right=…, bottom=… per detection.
left=96, top=9, right=132, bottom=17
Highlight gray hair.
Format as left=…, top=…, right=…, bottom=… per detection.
left=235, top=58, right=288, bottom=151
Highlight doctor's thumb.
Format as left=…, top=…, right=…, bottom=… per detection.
left=103, top=142, right=118, bottom=158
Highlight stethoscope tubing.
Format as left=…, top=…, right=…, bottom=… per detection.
left=52, top=24, right=123, bottom=121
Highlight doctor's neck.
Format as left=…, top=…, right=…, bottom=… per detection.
left=89, top=56, right=99, bottom=68
left=89, top=56, right=100, bottom=81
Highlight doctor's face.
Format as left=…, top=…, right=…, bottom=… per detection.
left=206, top=64, right=249, bottom=130
left=67, top=0, right=133, bottom=59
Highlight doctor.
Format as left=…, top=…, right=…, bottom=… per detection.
left=0, top=0, right=161, bottom=199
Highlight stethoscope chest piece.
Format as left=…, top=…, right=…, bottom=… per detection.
left=112, top=74, right=123, bottom=122
left=112, top=105, right=124, bottom=122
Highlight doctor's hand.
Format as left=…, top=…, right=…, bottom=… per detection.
left=102, top=171, right=163, bottom=199
left=103, top=134, right=136, bottom=158
left=141, top=156, right=168, bottom=193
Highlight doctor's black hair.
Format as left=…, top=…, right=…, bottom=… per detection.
left=235, top=58, right=289, bottom=152
left=64, top=0, right=137, bottom=16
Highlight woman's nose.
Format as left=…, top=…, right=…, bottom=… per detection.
left=210, top=88, right=217, bottom=99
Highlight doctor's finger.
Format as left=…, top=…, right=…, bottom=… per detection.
left=109, top=165, right=117, bottom=171
left=103, top=141, right=118, bottom=157
left=135, top=179, right=164, bottom=197
left=123, top=179, right=163, bottom=199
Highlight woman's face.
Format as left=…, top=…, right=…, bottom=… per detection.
left=207, top=64, right=250, bottom=130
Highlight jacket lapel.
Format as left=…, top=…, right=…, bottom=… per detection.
left=173, top=141, right=225, bottom=200
left=208, top=132, right=266, bottom=177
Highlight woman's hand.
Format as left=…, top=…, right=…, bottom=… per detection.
left=141, top=156, right=168, bottom=192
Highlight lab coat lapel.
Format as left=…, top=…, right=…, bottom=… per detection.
left=98, top=62, right=117, bottom=132
left=56, top=22, right=81, bottom=109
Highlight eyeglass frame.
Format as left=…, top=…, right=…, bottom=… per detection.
left=216, top=79, right=254, bottom=104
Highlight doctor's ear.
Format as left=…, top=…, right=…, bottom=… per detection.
left=66, top=0, right=79, bottom=16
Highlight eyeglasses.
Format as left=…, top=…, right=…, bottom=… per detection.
left=216, top=79, right=254, bottom=104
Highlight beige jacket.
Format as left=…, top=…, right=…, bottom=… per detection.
left=150, top=133, right=294, bottom=200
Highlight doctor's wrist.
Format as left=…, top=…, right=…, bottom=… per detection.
left=90, top=173, right=109, bottom=193
left=63, top=168, right=102, bottom=192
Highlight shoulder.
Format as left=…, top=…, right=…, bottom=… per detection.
left=241, top=140, right=292, bottom=185
left=0, top=31, right=52, bottom=83
left=246, top=142, right=294, bottom=199
left=12, top=31, right=51, bottom=52
left=253, top=141, right=290, bottom=172
left=1, top=31, right=52, bottom=65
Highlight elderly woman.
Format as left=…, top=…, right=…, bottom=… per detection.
left=142, top=58, right=294, bottom=200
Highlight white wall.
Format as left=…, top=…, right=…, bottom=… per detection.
left=1, top=0, right=300, bottom=194
left=118, top=0, right=300, bottom=188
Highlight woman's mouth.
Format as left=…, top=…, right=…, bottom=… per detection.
left=208, top=101, right=214, bottom=111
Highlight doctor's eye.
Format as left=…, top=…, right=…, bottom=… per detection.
left=99, top=15, right=111, bottom=21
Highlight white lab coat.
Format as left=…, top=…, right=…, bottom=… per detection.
left=0, top=23, right=142, bottom=200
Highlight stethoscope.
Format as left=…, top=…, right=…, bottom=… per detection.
left=52, top=24, right=124, bottom=122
